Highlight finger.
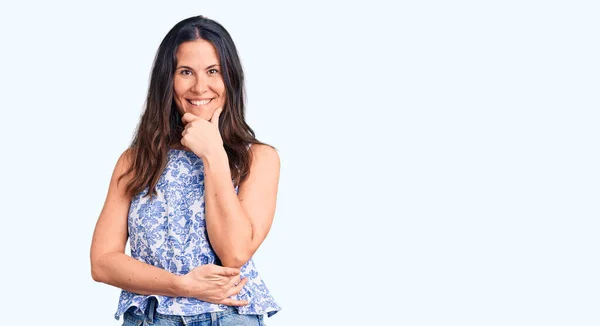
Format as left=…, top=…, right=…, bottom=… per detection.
left=180, top=130, right=188, bottom=144
left=182, top=113, right=199, bottom=125
left=218, top=298, right=249, bottom=307
left=224, top=277, right=248, bottom=298
left=215, top=266, right=240, bottom=277
left=225, top=274, right=242, bottom=288
left=182, top=124, right=194, bottom=136
left=209, top=108, right=223, bottom=126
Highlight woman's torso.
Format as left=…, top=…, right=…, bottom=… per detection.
left=114, top=148, right=280, bottom=320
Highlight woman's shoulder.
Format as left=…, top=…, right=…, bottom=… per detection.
left=249, top=143, right=277, bottom=156
left=116, top=148, right=135, bottom=168
left=248, top=143, right=279, bottom=168
left=111, top=148, right=136, bottom=182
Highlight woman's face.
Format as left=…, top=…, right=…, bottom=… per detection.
left=173, top=39, right=226, bottom=120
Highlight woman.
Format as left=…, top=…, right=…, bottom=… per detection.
left=90, top=15, right=281, bottom=325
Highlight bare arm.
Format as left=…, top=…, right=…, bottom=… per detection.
left=90, top=150, right=184, bottom=296
left=203, top=144, right=280, bottom=268
left=90, top=150, right=248, bottom=305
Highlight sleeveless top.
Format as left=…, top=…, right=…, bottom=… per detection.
left=114, top=148, right=280, bottom=320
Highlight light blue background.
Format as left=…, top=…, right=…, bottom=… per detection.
left=0, top=0, right=598, bottom=325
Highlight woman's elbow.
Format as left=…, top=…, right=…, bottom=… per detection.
left=90, top=253, right=109, bottom=283
left=91, top=263, right=104, bottom=282
left=218, top=251, right=251, bottom=269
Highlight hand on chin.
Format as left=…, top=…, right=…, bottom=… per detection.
left=185, top=107, right=217, bottom=121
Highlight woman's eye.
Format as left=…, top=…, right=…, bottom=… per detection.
left=208, top=68, right=219, bottom=74
left=180, top=69, right=192, bottom=75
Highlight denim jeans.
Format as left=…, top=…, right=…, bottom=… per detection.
left=122, top=299, right=265, bottom=326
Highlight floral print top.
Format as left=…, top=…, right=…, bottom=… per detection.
left=114, top=148, right=280, bottom=320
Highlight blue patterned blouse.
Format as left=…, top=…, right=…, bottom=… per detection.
left=114, top=148, right=280, bottom=320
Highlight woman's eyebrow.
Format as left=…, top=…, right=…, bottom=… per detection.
left=175, top=64, right=220, bottom=70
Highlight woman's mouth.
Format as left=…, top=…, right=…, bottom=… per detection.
left=187, top=99, right=212, bottom=106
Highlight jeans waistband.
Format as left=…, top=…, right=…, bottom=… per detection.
left=143, top=298, right=237, bottom=324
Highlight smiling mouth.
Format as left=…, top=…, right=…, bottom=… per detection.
left=187, top=99, right=213, bottom=106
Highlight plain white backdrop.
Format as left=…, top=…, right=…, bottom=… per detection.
left=0, top=0, right=598, bottom=325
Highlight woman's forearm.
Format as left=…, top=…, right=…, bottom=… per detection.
left=203, top=150, right=254, bottom=268
left=91, top=251, right=184, bottom=297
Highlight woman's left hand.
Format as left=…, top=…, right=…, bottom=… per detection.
left=181, top=108, right=224, bottom=159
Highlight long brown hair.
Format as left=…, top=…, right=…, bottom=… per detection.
left=120, top=15, right=265, bottom=197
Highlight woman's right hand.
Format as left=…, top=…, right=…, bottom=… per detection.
left=179, top=264, right=249, bottom=306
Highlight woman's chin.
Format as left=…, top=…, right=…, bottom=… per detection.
left=183, top=108, right=210, bottom=120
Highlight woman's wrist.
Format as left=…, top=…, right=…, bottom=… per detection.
left=202, top=148, right=229, bottom=171
left=171, top=274, right=188, bottom=297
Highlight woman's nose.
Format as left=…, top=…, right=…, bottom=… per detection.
left=192, top=77, right=208, bottom=94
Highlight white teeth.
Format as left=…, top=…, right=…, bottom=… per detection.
left=189, top=99, right=211, bottom=106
